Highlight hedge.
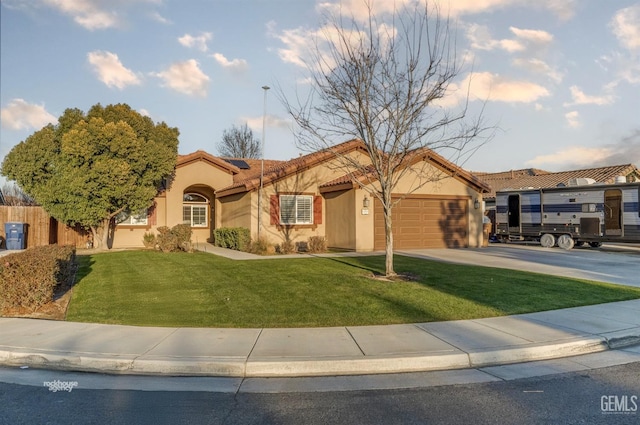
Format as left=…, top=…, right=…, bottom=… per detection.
left=0, top=245, right=76, bottom=311
left=214, top=227, right=250, bottom=251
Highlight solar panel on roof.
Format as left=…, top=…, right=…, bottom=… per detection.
left=224, top=159, right=251, bottom=169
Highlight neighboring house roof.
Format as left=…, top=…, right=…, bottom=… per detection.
left=478, top=164, right=640, bottom=200
left=319, top=148, right=491, bottom=194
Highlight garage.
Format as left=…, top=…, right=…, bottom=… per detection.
left=374, top=196, right=469, bottom=250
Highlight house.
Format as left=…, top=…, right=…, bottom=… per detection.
left=112, top=140, right=491, bottom=251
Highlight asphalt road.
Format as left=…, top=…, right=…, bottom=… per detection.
left=1, top=362, right=638, bottom=425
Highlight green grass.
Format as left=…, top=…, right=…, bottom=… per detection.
left=65, top=250, right=640, bottom=328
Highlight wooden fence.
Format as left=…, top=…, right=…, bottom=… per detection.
left=0, top=206, right=88, bottom=249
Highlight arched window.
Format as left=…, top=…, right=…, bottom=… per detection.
left=183, top=193, right=209, bottom=227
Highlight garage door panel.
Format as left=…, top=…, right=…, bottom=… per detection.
left=374, top=197, right=468, bottom=250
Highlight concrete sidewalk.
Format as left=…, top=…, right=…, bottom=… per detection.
left=1, top=300, right=639, bottom=377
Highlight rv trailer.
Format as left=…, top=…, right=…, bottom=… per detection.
left=495, top=181, right=640, bottom=249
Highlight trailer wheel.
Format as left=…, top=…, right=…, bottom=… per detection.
left=589, top=242, right=603, bottom=248
left=540, top=233, right=556, bottom=248
left=557, top=234, right=575, bottom=250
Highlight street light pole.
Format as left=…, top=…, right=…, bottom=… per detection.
left=258, top=85, right=270, bottom=239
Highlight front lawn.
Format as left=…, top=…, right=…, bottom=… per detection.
left=66, top=250, right=640, bottom=328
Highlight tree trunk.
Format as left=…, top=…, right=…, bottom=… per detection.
left=383, top=202, right=395, bottom=277
left=90, top=218, right=112, bottom=250
left=100, top=218, right=111, bottom=250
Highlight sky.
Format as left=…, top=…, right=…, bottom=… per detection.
left=1, top=0, right=639, bottom=182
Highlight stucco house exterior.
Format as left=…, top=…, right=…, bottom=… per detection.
left=112, top=140, right=490, bottom=251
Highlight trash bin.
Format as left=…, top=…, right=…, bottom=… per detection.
left=4, top=222, right=27, bottom=250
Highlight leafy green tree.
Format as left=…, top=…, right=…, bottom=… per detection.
left=1, top=103, right=179, bottom=249
left=218, top=123, right=260, bottom=158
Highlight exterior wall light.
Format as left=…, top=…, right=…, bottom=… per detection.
left=363, top=196, right=370, bottom=208
left=474, top=198, right=481, bottom=209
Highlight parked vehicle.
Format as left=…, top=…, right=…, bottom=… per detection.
left=495, top=179, right=640, bottom=249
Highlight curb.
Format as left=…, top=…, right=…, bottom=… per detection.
left=1, top=333, right=637, bottom=378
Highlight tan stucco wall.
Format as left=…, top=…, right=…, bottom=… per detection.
left=112, top=160, right=234, bottom=248
left=219, top=192, right=252, bottom=229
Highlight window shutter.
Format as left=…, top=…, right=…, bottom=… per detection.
left=270, top=195, right=279, bottom=225
left=313, top=196, right=322, bottom=224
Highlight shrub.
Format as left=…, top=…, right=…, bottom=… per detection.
left=156, top=226, right=178, bottom=252
left=248, top=235, right=275, bottom=255
left=142, top=232, right=156, bottom=249
left=171, top=224, right=193, bottom=252
left=154, top=225, right=193, bottom=252
left=276, top=239, right=296, bottom=254
left=308, top=236, right=327, bottom=253
left=0, top=245, right=76, bottom=311
left=214, top=227, right=250, bottom=251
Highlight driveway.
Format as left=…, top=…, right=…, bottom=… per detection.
left=398, top=243, right=640, bottom=288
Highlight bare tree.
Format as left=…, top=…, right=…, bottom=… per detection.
left=281, top=1, right=492, bottom=276
left=218, top=123, right=261, bottom=158
left=0, top=183, right=38, bottom=206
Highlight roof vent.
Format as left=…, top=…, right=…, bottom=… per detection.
left=567, top=177, right=596, bottom=186
left=614, top=176, right=627, bottom=183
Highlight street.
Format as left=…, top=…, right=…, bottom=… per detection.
left=1, top=362, right=638, bottom=425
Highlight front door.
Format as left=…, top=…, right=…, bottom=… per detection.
left=508, top=194, right=521, bottom=233
left=604, top=189, right=622, bottom=236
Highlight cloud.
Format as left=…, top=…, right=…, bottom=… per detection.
left=87, top=50, right=141, bottom=89
left=512, top=58, right=563, bottom=83
left=139, top=108, right=151, bottom=117
left=563, top=86, right=615, bottom=107
left=564, top=111, right=580, bottom=128
left=178, top=32, right=213, bottom=52
left=32, top=0, right=161, bottom=30
left=466, top=24, right=553, bottom=53
left=466, top=24, right=524, bottom=52
left=1, top=99, right=57, bottom=130
left=42, top=0, right=118, bottom=30
left=525, top=146, right=612, bottom=169
left=509, top=27, right=553, bottom=44
left=525, top=130, right=640, bottom=170
left=152, top=59, right=210, bottom=97
left=268, top=21, right=314, bottom=68
left=244, top=114, right=292, bottom=132
left=610, top=5, right=640, bottom=51
left=438, top=72, right=550, bottom=106
left=212, top=53, right=248, bottom=72
left=445, top=0, right=576, bottom=20
left=150, top=11, right=171, bottom=25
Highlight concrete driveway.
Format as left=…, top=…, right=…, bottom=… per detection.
left=398, top=243, right=640, bottom=288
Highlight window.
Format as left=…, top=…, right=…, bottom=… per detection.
left=116, top=210, right=148, bottom=226
left=183, top=193, right=209, bottom=227
left=582, top=203, right=597, bottom=213
left=280, top=195, right=313, bottom=225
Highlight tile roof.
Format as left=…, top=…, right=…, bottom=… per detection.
left=478, top=164, right=640, bottom=199
left=177, top=150, right=240, bottom=174
left=319, top=148, right=491, bottom=193
left=215, top=139, right=365, bottom=196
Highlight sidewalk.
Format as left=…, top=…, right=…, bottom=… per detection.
left=1, top=300, right=639, bottom=377
left=1, top=243, right=639, bottom=378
